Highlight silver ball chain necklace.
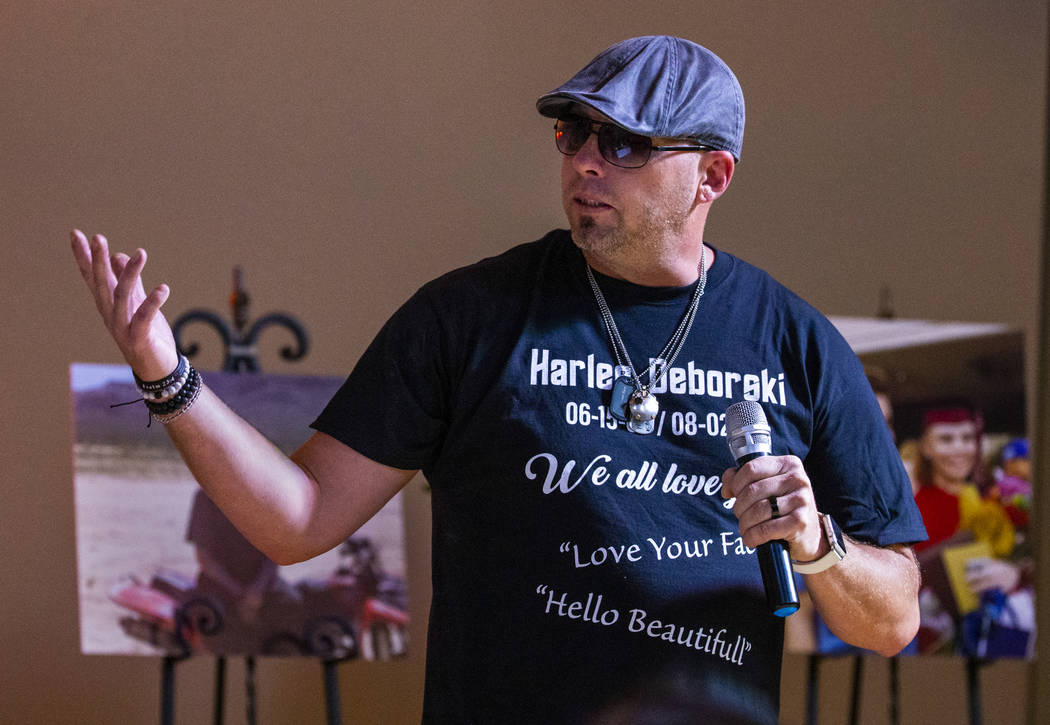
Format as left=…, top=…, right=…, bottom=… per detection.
left=584, top=249, right=708, bottom=434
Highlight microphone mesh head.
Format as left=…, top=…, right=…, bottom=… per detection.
left=726, top=400, right=766, bottom=431
left=725, top=401, right=772, bottom=461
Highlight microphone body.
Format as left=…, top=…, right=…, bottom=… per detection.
left=725, top=401, right=800, bottom=617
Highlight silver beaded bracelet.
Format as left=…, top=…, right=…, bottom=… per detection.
left=149, top=371, right=204, bottom=424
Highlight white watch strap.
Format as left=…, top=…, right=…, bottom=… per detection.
left=791, top=513, right=845, bottom=574
left=791, top=549, right=842, bottom=574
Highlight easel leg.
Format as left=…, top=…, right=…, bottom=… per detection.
left=323, top=660, right=343, bottom=725
left=967, top=657, right=984, bottom=725
left=161, top=656, right=177, bottom=725
left=213, top=656, right=226, bottom=725
left=805, top=654, right=821, bottom=725
left=245, top=656, right=257, bottom=725
left=849, top=655, right=864, bottom=725
left=888, top=656, right=900, bottom=725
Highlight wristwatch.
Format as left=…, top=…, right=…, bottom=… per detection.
left=791, top=513, right=847, bottom=574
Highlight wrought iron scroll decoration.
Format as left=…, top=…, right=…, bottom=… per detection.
left=172, top=267, right=309, bottom=372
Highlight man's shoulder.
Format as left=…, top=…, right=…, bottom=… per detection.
left=435, top=229, right=569, bottom=278
left=712, top=248, right=851, bottom=353
left=716, top=250, right=811, bottom=306
left=713, top=249, right=823, bottom=318
left=419, top=229, right=572, bottom=299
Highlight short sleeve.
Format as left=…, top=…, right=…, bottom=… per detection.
left=311, top=285, right=451, bottom=471
left=803, top=326, right=927, bottom=547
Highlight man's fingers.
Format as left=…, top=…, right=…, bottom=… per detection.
left=739, top=487, right=805, bottom=532
left=128, top=284, right=171, bottom=345
left=111, top=251, right=131, bottom=277
left=113, top=249, right=147, bottom=323
left=722, top=457, right=777, bottom=500
left=72, top=229, right=112, bottom=318
left=73, top=229, right=179, bottom=377
left=70, top=229, right=94, bottom=284
left=89, top=234, right=118, bottom=319
left=726, top=456, right=805, bottom=499
left=721, top=454, right=820, bottom=551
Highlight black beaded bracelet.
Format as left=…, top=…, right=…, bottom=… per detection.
left=147, top=368, right=204, bottom=424
left=144, top=366, right=199, bottom=414
left=145, top=366, right=201, bottom=419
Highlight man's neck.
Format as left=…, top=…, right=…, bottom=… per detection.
left=583, top=243, right=714, bottom=287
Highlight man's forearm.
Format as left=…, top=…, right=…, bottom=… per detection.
left=804, top=541, right=920, bottom=656
left=69, top=230, right=407, bottom=564
left=165, top=384, right=321, bottom=565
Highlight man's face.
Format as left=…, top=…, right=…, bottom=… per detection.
left=560, top=108, right=703, bottom=260
left=921, top=420, right=979, bottom=483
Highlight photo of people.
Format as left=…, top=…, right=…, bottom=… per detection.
left=786, top=320, right=1034, bottom=660
left=71, top=363, right=410, bottom=660
left=910, top=404, right=1034, bottom=657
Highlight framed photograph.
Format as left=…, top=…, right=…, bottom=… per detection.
left=785, top=318, right=1033, bottom=659
left=71, top=364, right=409, bottom=660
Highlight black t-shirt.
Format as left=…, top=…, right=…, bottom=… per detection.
left=313, top=230, right=926, bottom=724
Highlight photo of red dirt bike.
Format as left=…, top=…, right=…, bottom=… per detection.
left=108, top=536, right=409, bottom=661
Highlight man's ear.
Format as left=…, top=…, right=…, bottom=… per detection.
left=696, top=151, right=735, bottom=203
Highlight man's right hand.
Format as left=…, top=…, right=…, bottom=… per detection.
left=71, top=230, right=418, bottom=567
left=71, top=229, right=180, bottom=381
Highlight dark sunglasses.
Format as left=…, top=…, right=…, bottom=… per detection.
left=554, top=116, right=713, bottom=169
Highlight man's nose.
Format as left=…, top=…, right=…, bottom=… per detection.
left=571, top=132, right=606, bottom=175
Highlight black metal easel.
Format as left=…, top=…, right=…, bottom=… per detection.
left=804, top=654, right=819, bottom=725
left=803, top=653, right=903, bottom=725
left=172, top=267, right=308, bottom=375
left=805, top=652, right=988, bottom=725
left=966, top=656, right=988, bottom=725
left=157, top=266, right=354, bottom=725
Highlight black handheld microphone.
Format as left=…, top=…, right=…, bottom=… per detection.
left=725, top=400, right=800, bottom=617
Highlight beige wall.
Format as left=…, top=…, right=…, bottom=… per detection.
left=2, top=2, right=1045, bottom=722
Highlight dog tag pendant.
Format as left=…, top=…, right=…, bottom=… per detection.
left=626, top=390, right=659, bottom=435
left=609, top=375, right=633, bottom=422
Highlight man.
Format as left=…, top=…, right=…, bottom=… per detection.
left=184, top=488, right=302, bottom=654
left=72, top=36, right=924, bottom=724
